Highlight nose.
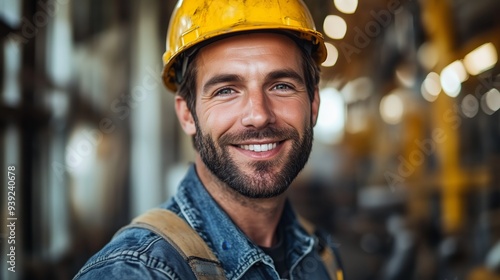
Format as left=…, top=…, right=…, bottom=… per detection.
left=240, top=89, right=276, bottom=129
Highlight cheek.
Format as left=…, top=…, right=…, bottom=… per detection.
left=198, top=104, right=240, bottom=138
left=276, top=99, right=311, bottom=128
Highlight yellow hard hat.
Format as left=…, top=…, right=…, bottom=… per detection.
left=162, top=0, right=327, bottom=92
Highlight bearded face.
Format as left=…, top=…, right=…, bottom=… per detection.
left=176, top=33, right=320, bottom=199
left=194, top=119, right=313, bottom=198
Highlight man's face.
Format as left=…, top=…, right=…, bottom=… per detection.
left=179, top=33, right=320, bottom=199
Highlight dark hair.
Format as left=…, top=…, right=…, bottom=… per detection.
left=177, top=56, right=198, bottom=115
left=177, top=37, right=320, bottom=116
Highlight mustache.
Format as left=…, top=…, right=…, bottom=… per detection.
left=218, top=126, right=299, bottom=145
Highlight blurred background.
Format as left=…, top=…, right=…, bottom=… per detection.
left=0, top=0, right=499, bottom=279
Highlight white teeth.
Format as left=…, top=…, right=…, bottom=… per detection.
left=239, top=143, right=278, bottom=152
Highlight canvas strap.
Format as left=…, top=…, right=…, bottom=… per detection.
left=118, top=209, right=343, bottom=280
left=115, top=209, right=227, bottom=280
left=298, top=215, right=345, bottom=280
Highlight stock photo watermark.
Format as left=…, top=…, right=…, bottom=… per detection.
left=6, top=0, right=69, bottom=46
left=5, top=166, right=17, bottom=273
left=384, top=104, right=462, bottom=191
left=51, top=64, right=165, bottom=180
left=384, top=71, right=499, bottom=191
left=339, top=0, right=406, bottom=63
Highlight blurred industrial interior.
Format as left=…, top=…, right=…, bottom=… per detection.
left=0, top=0, right=500, bottom=279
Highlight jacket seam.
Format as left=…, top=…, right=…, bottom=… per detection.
left=77, top=236, right=176, bottom=276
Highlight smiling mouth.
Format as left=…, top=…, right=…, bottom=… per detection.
left=238, top=142, right=279, bottom=152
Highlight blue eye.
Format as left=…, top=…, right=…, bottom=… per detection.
left=215, top=88, right=235, bottom=96
left=273, top=84, right=293, bottom=91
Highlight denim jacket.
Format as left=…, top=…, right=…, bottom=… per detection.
left=74, top=165, right=336, bottom=280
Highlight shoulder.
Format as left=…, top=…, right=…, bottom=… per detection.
left=74, top=227, right=196, bottom=280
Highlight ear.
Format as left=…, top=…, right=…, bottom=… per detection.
left=311, top=86, right=320, bottom=127
left=175, top=95, right=196, bottom=136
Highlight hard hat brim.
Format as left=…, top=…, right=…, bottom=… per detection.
left=162, top=26, right=326, bottom=92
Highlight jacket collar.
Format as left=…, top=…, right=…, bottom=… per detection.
left=173, top=164, right=315, bottom=279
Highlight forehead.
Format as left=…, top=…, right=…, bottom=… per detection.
left=195, top=32, right=303, bottom=72
left=200, top=32, right=301, bottom=54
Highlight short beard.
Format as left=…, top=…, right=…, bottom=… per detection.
left=194, top=118, right=313, bottom=199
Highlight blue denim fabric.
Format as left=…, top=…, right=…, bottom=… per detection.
left=74, top=165, right=333, bottom=279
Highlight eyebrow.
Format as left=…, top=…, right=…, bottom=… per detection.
left=202, top=74, right=243, bottom=93
left=265, top=69, right=305, bottom=86
left=201, top=69, right=305, bottom=93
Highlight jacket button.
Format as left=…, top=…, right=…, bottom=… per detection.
left=221, top=240, right=231, bottom=250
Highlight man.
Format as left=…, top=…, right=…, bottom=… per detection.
left=75, top=0, right=342, bottom=279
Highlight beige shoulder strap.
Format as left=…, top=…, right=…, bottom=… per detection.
left=116, top=208, right=226, bottom=280
left=298, top=215, right=344, bottom=280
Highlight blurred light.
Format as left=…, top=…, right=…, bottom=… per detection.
left=46, top=89, right=69, bottom=119
left=315, top=87, right=345, bottom=144
left=461, top=94, right=479, bottom=118
left=2, top=40, right=21, bottom=106
left=420, top=83, right=438, bottom=102
left=417, top=42, right=439, bottom=70
left=334, top=0, right=358, bottom=14
left=358, top=185, right=407, bottom=208
left=380, top=93, right=404, bottom=125
left=323, top=15, right=347, bottom=39
left=345, top=106, right=368, bottom=133
left=395, top=64, right=416, bottom=88
left=485, top=241, right=500, bottom=271
left=66, top=126, right=98, bottom=176
left=341, top=77, right=373, bottom=104
left=322, top=43, right=339, bottom=67
left=4, top=125, right=20, bottom=176
left=46, top=1, right=73, bottom=87
left=439, top=237, right=459, bottom=259
left=447, top=60, right=469, bottom=82
left=0, top=0, right=21, bottom=27
left=480, top=91, right=494, bottom=115
left=423, top=72, right=441, bottom=96
left=440, top=67, right=461, bottom=97
left=485, top=88, right=500, bottom=113
left=464, top=42, right=498, bottom=76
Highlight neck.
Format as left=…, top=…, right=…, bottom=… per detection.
left=195, top=158, right=286, bottom=247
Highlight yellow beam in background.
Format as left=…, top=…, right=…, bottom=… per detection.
left=420, top=0, right=465, bottom=234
